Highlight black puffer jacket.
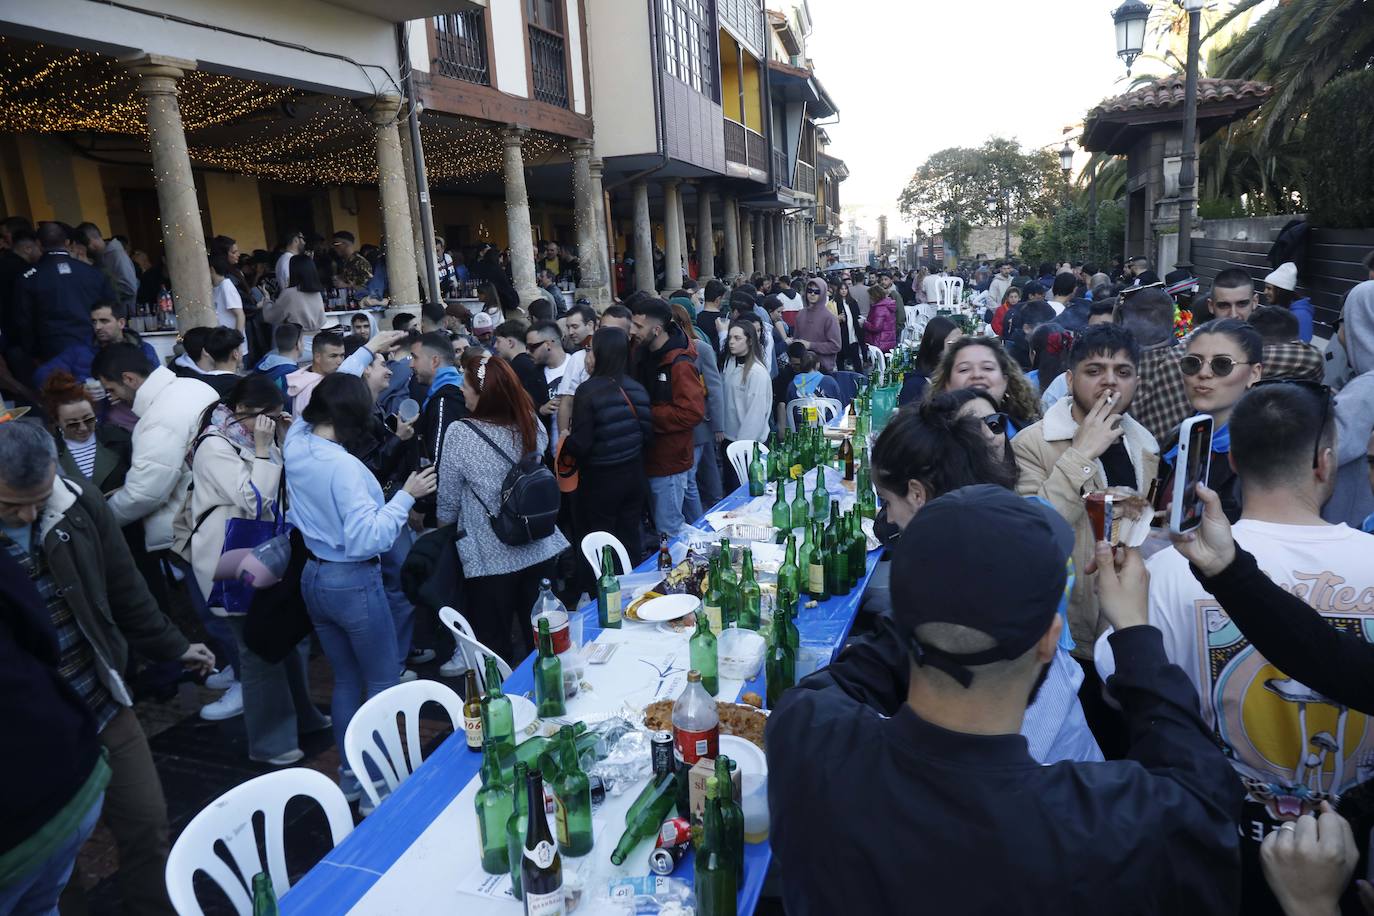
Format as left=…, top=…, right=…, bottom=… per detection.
left=565, top=375, right=653, bottom=468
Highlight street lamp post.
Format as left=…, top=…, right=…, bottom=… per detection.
left=1059, top=141, right=1074, bottom=204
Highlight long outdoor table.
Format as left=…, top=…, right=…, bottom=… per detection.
left=283, top=480, right=880, bottom=915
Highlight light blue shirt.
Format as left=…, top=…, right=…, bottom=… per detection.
left=1023, top=648, right=1103, bottom=764
left=1039, top=371, right=1069, bottom=416
left=282, top=417, right=414, bottom=562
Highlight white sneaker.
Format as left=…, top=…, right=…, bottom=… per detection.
left=407, top=648, right=436, bottom=665
left=438, top=649, right=467, bottom=678
left=205, top=666, right=237, bottom=691
left=252, top=748, right=305, bottom=767
left=398, top=669, right=418, bottom=683
left=200, top=682, right=244, bottom=720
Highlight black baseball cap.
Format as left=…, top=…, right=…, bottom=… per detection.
left=890, top=485, right=1073, bottom=687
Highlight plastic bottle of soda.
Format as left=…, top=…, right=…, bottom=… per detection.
left=530, top=579, right=570, bottom=655
left=671, top=670, right=720, bottom=817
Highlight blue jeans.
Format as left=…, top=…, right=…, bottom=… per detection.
left=0, top=793, right=103, bottom=916
left=301, top=558, right=398, bottom=782
left=648, top=470, right=691, bottom=539
left=380, top=526, right=417, bottom=671
left=682, top=443, right=705, bottom=525
left=224, top=616, right=329, bottom=761
left=176, top=555, right=241, bottom=675
left=695, top=439, right=723, bottom=511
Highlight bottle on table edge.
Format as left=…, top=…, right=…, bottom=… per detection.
left=596, top=544, right=621, bottom=628
left=534, top=617, right=566, bottom=718
left=475, top=737, right=515, bottom=874
left=552, top=724, right=594, bottom=857
left=520, top=768, right=565, bottom=913
left=505, top=761, right=530, bottom=900
left=462, top=668, right=484, bottom=752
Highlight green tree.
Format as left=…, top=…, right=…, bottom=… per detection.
left=1016, top=200, right=1125, bottom=269
left=1303, top=69, right=1374, bottom=229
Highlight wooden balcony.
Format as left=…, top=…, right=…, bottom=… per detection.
left=724, top=118, right=769, bottom=175
left=793, top=159, right=816, bottom=196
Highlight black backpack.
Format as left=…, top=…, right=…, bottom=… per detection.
left=461, top=419, right=560, bottom=546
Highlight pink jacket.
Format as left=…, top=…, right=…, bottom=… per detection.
left=867, top=296, right=897, bottom=352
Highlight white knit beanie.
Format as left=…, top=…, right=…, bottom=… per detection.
left=1264, top=262, right=1298, bottom=292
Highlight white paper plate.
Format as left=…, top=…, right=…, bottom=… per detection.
left=719, top=734, right=768, bottom=779
left=636, top=593, right=701, bottom=622
left=509, top=694, right=538, bottom=736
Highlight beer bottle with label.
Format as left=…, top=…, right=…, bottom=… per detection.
left=671, top=670, right=719, bottom=817
left=702, top=553, right=724, bottom=634
left=534, top=618, right=566, bottom=718
left=716, top=540, right=738, bottom=628
left=825, top=500, right=850, bottom=597
left=737, top=548, right=761, bottom=631
left=807, top=521, right=829, bottom=602
left=463, top=669, right=484, bottom=753
left=714, top=756, right=745, bottom=885
left=839, top=435, right=855, bottom=480
left=521, top=768, right=565, bottom=915
left=552, top=725, right=593, bottom=856
left=482, top=656, right=515, bottom=760
left=766, top=600, right=796, bottom=710
left=747, top=442, right=766, bottom=497
left=690, top=609, right=719, bottom=696
left=657, top=533, right=673, bottom=571
left=475, top=737, right=515, bottom=874
left=596, top=545, right=621, bottom=628
left=790, top=474, right=808, bottom=531
left=505, top=762, right=530, bottom=900
left=251, top=873, right=278, bottom=916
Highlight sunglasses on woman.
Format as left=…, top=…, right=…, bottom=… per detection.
left=1178, top=354, right=1252, bottom=377
left=983, top=412, right=1010, bottom=436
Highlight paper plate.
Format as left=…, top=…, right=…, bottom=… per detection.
left=719, top=734, right=768, bottom=779
left=509, top=694, right=538, bottom=736
left=636, top=593, right=701, bottom=622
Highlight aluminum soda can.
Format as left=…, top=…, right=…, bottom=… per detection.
left=648, top=843, right=687, bottom=876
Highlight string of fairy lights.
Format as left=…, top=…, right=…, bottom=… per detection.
left=0, top=36, right=572, bottom=187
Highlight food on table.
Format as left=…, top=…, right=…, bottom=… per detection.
left=645, top=699, right=767, bottom=751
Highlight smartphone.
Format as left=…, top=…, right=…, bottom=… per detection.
left=1170, top=414, right=1214, bottom=535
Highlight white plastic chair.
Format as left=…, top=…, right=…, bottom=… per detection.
left=786, top=398, right=842, bottom=430
left=166, top=768, right=353, bottom=916
left=903, top=305, right=919, bottom=329
left=438, top=606, right=513, bottom=689
left=725, top=440, right=768, bottom=487
left=580, top=531, right=633, bottom=581
left=867, top=345, right=886, bottom=373
left=940, top=276, right=965, bottom=307
left=343, top=680, right=465, bottom=812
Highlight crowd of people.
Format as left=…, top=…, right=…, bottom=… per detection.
left=4, top=200, right=1374, bottom=915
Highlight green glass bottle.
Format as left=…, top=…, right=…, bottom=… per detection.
left=502, top=721, right=594, bottom=785
left=796, top=523, right=814, bottom=598
left=553, top=725, right=594, bottom=857
left=810, top=469, right=829, bottom=522
left=251, top=873, right=278, bottom=916
left=771, top=481, right=792, bottom=533
left=807, top=521, right=828, bottom=602
left=715, top=757, right=745, bottom=885
left=848, top=510, right=867, bottom=588
left=597, top=545, right=621, bottom=628
left=856, top=447, right=876, bottom=519
left=785, top=591, right=801, bottom=651
left=474, top=737, right=515, bottom=874
left=790, top=474, right=808, bottom=531
left=737, top=548, right=761, bottom=631
left=825, top=501, right=850, bottom=597
left=702, top=553, right=724, bottom=634
left=776, top=534, right=799, bottom=610
left=765, top=603, right=796, bottom=710
left=609, top=767, right=678, bottom=865
left=717, top=540, right=738, bottom=628
left=696, top=777, right=737, bottom=916
left=505, top=761, right=530, bottom=900
left=533, top=618, right=565, bottom=718
left=481, top=655, right=515, bottom=761
left=690, top=609, right=719, bottom=696
left=747, top=442, right=766, bottom=497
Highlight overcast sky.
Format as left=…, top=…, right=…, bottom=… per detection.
left=807, top=0, right=1159, bottom=236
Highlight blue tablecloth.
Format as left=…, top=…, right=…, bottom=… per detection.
left=283, top=483, right=880, bottom=914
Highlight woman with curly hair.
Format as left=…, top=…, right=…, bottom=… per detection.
left=925, top=336, right=1041, bottom=434
left=39, top=371, right=131, bottom=494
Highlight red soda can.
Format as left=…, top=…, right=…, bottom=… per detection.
left=656, top=816, right=692, bottom=849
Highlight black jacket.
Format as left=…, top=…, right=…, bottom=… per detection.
left=15, top=251, right=117, bottom=361
left=564, top=375, right=653, bottom=468
left=416, top=381, right=466, bottom=523
left=766, top=622, right=1243, bottom=915
left=510, top=352, right=548, bottom=414
left=473, top=259, right=518, bottom=311
left=0, top=548, right=104, bottom=857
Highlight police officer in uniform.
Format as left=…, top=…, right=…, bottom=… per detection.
left=15, top=222, right=116, bottom=370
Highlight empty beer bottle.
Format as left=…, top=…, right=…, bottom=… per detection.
left=696, top=777, right=737, bottom=916
left=251, top=873, right=278, bottom=916
left=790, top=475, right=808, bottom=531
left=856, top=447, right=876, bottom=520
left=781, top=589, right=800, bottom=652
left=848, top=510, right=866, bottom=588
left=807, top=521, right=828, bottom=602
left=717, top=540, right=738, bottom=628
left=839, top=435, right=855, bottom=481
left=553, top=725, right=593, bottom=856
left=766, top=603, right=796, bottom=710
left=702, top=553, right=724, bottom=634
left=810, top=469, right=829, bottom=523
left=737, top=548, right=761, bottom=631
left=463, top=669, right=484, bottom=753
left=482, top=656, right=515, bottom=760
left=520, top=769, right=564, bottom=914
left=796, top=523, right=814, bottom=598
left=597, top=545, right=621, bottom=628
left=534, top=618, right=566, bottom=718
left=475, top=737, right=515, bottom=874
left=771, top=481, right=791, bottom=533
left=747, top=442, right=766, bottom=496
left=505, top=762, right=530, bottom=900
left=690, top=609, right=719, bottom=696
left=776, top=534, right=799, bottom=610
left=715, top=756, right=745, bottom=885
left=609, top=761, right=678, bottom=865
left=824, top=501, right=850, bottom=597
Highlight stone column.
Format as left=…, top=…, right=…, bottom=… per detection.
left=124, top=54, right=213, bottom=329
left=761, top=213, right=774, bottom=275
left=397, top=119, right=431, bottom=301
left=661, top=179, right=683, bottom=292
left=502, top=127, right=541, bottom=307
left=696, top=182, right=715, bottom=284
left=590, top=157, right=612, bottom=306
left=631, top=179, right=654, bottom=293
left=740, top=207, right=755, bottom=277
left=675, top=185, right=690, bottom=285
left=571, top=140, right=608, bottom=308
left=365, top=96, right=420, bottom=305
left=782, top=217, right=794, bottom=274
left=721, top=194, right=740, bottom=282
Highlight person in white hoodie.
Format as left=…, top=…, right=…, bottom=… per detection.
left=1323, top=280, right=1374, bottom=528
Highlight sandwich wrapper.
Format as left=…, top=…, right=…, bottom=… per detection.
left=1081, top=488, right=1151, bottom=549
left=212, top=535, right=292, bottom=590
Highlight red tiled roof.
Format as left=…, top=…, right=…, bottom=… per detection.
left=1090, top=76, right=1272, bottom=117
